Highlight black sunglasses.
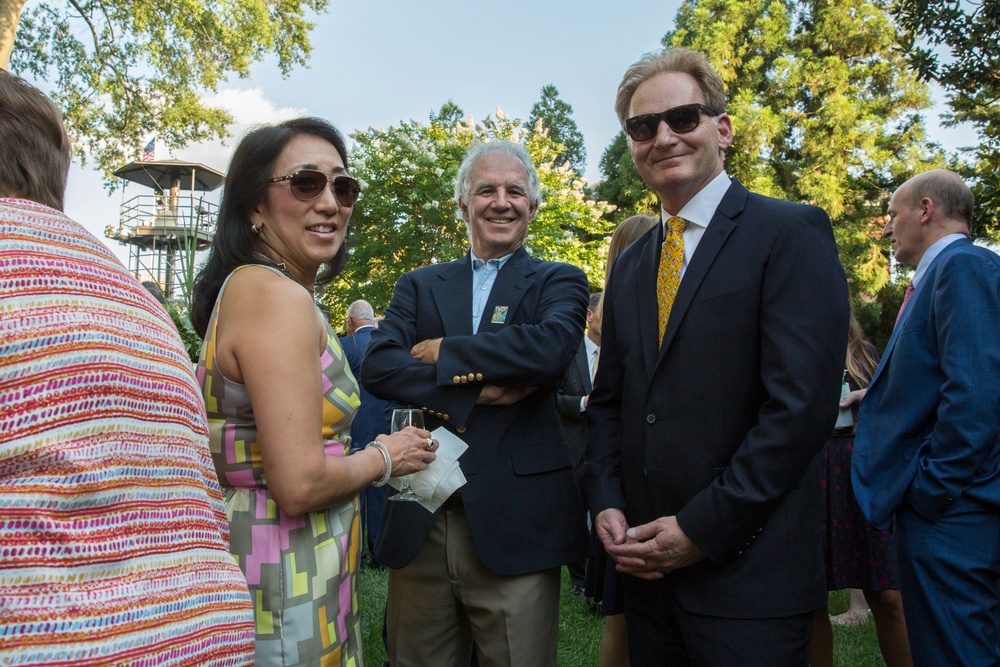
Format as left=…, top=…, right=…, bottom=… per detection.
left=268, top=170, right=361, bottom=207
left=624, top=103, right=719, bottom=142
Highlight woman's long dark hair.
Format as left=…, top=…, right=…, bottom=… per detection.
left=190, top=117, right=352, bottom=338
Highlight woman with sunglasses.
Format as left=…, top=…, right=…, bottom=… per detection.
left=190, top=117, right=436, bottom=666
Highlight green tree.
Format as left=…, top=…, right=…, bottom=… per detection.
left=594, top=130, right=659, bottom=219
left=894, top=0, right=1000, bottom=240
left=664, top=0, right=941, bottom=347
left=324, top=105, right=614, bottom=326
left=430, top=100, right=465, bottom=125
left=527, top=84, right=588, bottom=175
left=5, top=0, right=328, bottom=181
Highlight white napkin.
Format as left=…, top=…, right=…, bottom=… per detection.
left=387, top=426, right=468, bottom=513
left=835, top=381, right=854, bottom=428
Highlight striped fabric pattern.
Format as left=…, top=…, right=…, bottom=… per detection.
left=0, top=198, right=255, bottom=666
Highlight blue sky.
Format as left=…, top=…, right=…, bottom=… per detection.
left=49, top=0, right=975, bottom=263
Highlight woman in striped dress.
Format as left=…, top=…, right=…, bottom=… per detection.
left=0, top=73, right=255, bottom=665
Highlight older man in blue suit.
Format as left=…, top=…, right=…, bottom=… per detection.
left=852, top=169, right=1000, bottom=667
left=339, top=299, right=389, bottom=567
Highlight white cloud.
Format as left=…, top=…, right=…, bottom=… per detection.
left=162, top=88, right=309, bottom=170
left=64, top=87, right=305, bottom=263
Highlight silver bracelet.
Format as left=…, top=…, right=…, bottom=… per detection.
left=367, top=440, right=391, bottom=487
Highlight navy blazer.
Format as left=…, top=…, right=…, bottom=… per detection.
left=339, top=326, right=389, bottom=446
left=586, top=179, right=849, bottom=618
left=853, top=238, right=1000, bottom=529
left=361, top=247, right=590, bottom=576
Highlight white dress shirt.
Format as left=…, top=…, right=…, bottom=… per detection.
left=661, top=171, right=732, bottom=281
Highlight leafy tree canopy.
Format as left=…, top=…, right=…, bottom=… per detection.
left=324, top=104, right=615, bottom=326
left=671, top=0, right=947, bottom=346
left=594, top=130, right=659, bottom=219
left=893, top=0, right=1000, bottom=240
left=596, top=0, right=942, bottom=346
left=5, top=0, right=328, bottom=183
left=527, top=84, right=588, bottom=176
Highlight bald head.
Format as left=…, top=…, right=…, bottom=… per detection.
left=346, top=300, right=375, bottom=334
left=883, top=169, right=973, bottom=267
left=897, top=169, right=973, bottom=225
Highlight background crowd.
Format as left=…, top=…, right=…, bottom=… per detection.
left=2, top=41, right=998, bottom=667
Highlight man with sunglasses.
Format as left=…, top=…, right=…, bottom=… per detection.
left=585, top=48, right=849, bottom=666
left=361, top=141, right=590, bottom=666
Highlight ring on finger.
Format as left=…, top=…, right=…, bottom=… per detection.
left=425, top=437, right=434, bottom=450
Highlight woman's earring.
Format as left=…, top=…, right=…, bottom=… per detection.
left=250, top=220, right=261, bottom=234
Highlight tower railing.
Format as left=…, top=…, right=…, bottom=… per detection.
left=105, top=193, right=218, bottom=304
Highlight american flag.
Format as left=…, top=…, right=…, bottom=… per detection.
left=141, top=138, right=155, bottom=162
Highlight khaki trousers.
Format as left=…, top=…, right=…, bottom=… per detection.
left=385, top=507, right=560, bottom=667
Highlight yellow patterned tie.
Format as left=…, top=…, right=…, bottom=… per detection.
left=657, top=216, right=687, bottom=345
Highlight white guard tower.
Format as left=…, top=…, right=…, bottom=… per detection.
left=105, top=160, right=225, bottom=304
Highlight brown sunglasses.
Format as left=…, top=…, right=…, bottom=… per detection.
left=268, top=170, right=361, bottom=207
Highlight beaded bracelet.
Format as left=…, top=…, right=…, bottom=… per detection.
left=367, top=440, right=392, bottom=487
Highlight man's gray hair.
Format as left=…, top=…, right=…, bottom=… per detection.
left=453, top=141, right=541, bottom=219
left=588, top=292, right=603, bottom=311
left=347, top=299, right=375, bottom=322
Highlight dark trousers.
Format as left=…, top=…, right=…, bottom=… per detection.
left=361, top=484, right=388, bottom=566
left=894, top=498, right=1000, bottom=667
left=625, top=579, right=813, bottom=667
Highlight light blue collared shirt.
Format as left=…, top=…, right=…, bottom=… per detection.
left=580, top=334, right=599, bottom=413
left=471, top=250, right=514, bottom=332
left=912, top=233, right=968, bottom=288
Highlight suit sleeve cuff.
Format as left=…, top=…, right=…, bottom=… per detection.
left=904, top=483, right=955, bottom=523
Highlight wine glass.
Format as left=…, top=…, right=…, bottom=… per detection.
left=389, top=408, right=425, bottom=502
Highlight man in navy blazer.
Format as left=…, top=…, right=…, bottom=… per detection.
left=586, top=48, right=849, bottom=665
left=361, top=141, right=589, bottom=666
left=556, top=291, right=603, bottom=592
left=338, top=299, right=389, bottom=567
left=852, top=169, right=1000, bottom=666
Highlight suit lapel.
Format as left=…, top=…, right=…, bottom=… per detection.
left=638, top=226, right=663, bottom=373
left=872, top=280, right=923, bottom=386
left=431, top=256, right=473, bottom=336
left=867, top=237, right=970, bottom=390
left=477, top=247, right=535, bottom=333
left=575, top=344, right=593, bottom=394
left=655, top=180, right=745, bottom=366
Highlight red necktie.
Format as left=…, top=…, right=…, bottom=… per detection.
left=895, top=282, right=915, bottom=327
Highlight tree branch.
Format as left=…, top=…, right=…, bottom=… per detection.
left=0, top=0, right=29, bottom=70
left=67, top=0, right=103, bottom=62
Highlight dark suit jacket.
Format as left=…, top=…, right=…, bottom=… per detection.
left=361, top=247, right=590, bottom=576
left=339, top=325, right=388, bottom=446
left=557, top=340, right=592, bottom=482
left=853, top=238, right=1000, bottom=529
left=586, top=179, right=849, bottom=618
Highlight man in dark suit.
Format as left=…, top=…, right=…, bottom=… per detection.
left=557, top=291, right=602, bottom=593
left=585, top=48, right=849, bottom=666
left=361, top=141, right=590, bottom=666
left=851, top=169, right=1000, bottom=667
left=558, top=291, right=603, bottom=478
left=339, top=298, right=388, bottom=568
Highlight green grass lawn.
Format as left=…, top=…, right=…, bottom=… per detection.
left=359, top=568, right=885, bottom=666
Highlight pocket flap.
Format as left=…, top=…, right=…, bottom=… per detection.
left=510, top=441, right=572, bottom=475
